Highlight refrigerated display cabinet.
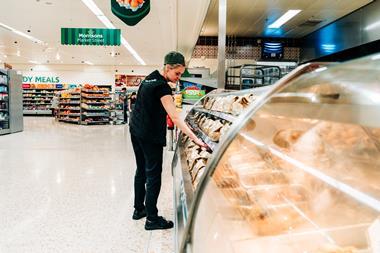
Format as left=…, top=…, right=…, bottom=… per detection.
left=174, top=54, right=380, bottom=253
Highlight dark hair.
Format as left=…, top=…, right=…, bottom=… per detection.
left=131, top=92, right=137, bottom=96
left=121, top=87, right=127, bottom=91
left=164, top=51, right=185, bottom=66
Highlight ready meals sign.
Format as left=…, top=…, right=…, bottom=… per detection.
left=23, top=76, right=60, bottom=83
left=61, top=28, right=121, bottom=46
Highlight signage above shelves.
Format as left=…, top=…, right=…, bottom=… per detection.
left=61, top=28, right=121, bottom=46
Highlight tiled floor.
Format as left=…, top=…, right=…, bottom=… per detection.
left=0, top=117, right=174, bottom=253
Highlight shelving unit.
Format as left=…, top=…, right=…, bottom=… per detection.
left=225, top=64, right=282, bottom=90
left=0, top=71, right=10, bottom=135
left=80, top=87, right=110, bottom=125
left=23, top=87, right=65, bottom=115
left=57, top=89, right=82, bottom=124
left=1, top=69, right=23, bottom=134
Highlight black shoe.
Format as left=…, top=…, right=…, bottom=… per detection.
left=145, top=216, right=174, bottom=230
left=132, top=209, right=147, bottom=220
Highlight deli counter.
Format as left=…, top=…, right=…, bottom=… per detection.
left=172, top=54, right=380, bottom=253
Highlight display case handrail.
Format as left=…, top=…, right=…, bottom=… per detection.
left=178, top=62, right=325, bottom=253
left=192, top=107, right=236, bottom=122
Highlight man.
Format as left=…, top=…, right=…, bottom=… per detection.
left=121, top=87, right=128, bottom=124
left=129, top=51, right=206, bottom=230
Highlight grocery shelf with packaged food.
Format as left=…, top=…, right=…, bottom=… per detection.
left=0, top=70, right=10, bottom=135
left=22, top=83, right=70, bottom=115
left=1, top=69, right=23, bottom=135
left=57, top=88, right=82, bottom=124
left=174, top=55, right=380, bottom=253
left=57, top=84, right=111, bottom=125
left=80, top=84, right=111, bottom=125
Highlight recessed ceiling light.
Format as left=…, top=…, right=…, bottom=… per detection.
left=83, top=60, right=94, bottom=65
left=0, top=22, right=47, bottom=45
left=80, top=0, right=145, bottom=65
left=268, top=10, right=302, bottom=29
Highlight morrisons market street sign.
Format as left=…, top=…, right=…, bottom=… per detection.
left=61, top=28, right=121, bottom=46
left=111, top=0, right=150, bottom=26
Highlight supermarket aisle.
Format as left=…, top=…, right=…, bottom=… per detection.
left=0, top=117, right=174, bottom=253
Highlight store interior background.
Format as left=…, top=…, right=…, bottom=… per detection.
left=2, top=0, right=380, bottom=252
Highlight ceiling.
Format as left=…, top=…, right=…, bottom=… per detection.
left=0, top=0, right=374, bottom=67
left=0, top=0, right=178, bottom=66
left=201, top=0, right=372, bottom=38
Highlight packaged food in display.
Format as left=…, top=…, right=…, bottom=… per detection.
left=247, top=184, right=309, bottom=205
left=192, top=159, right=207, bottom=183
left=203, top=97, right=215, bottom=110
left=243, top=203, right=307, bottom=236
left=222, top=96, right=239, bottom=113
left=211, top=97, right=224, bottom=112
left=219, top=123, right=231, bottom=142
left=222, top=187, right=252, bottom=206
left=273, top=129, right=305, bottom=149
left=237, top=170, right=289, bottom=188
left=207, top=120, right=224, bottom=142
left=214, top=164, right=240, bottom=188
left=231, top=96, right=250, bottom=115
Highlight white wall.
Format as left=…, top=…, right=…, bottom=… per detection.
left=189, top=59, right=255, bottom=76
left=11, top=64, right=159, bottom=90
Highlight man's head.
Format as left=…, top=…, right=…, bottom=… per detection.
left=121, top=87, right=127, bottom=92
left=163, top=51, right=186, bottom=83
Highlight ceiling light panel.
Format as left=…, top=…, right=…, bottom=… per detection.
left=80, top=0, right=146, bottom=65
left=0, top=22, right=47, bottom=45
left=268, top=10, right=302, bottom=29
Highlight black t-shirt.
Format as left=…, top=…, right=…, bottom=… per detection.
left=129, top=70, right=172, bottom=145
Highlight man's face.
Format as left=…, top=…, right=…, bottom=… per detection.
left=166, top=66, right=185, bottom=83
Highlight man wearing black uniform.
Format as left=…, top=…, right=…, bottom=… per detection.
left=121, top=87, right=128, bottom=124
left=129, top=51, right=206, bottom=230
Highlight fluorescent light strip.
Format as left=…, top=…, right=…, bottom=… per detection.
left=84, top=60, right=94, bottom=65
left=80, top=0, right=146, bottom=65
left=365, top=20, right=380, bottom=31
left=268, top=10, right=301, bottom=29
left=29, top=60, right=41, bottom=64
left=240, top=132, right=380, bottom=212
left=0, top=22, right=46, bottom=45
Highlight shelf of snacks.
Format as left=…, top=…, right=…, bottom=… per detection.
left=22, top=83, right=69, bottom=115
left=0, top=71, right=10, bottom=134
left=58, top=117, right=80, bottom=124
left=57, top=88, right=82, bottom=123
left=79, top=84, right=111, bottom=125
left=81, top=118, right=110, bottom=125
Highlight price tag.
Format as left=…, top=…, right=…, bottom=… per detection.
left=368, top=218, right=380, bottom=253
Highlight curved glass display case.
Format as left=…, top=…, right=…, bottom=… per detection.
left=178, top=54, right=380, bottom=253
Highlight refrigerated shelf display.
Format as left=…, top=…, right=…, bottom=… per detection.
left=180, top=54, right=380, bottom=253
left=0, top=72, right=10, bottom=133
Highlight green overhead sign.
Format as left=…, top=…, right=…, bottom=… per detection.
left=61, top=28, right=121, bottom=46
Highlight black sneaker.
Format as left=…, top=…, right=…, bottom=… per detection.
left=145, top=216, right=174, bottom=230
left=132, top=209, right=147, bottom=220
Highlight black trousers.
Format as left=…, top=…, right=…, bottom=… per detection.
left=130, top=134, right=163, bottom=220
left=123, top=104, right=128, bottom=123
